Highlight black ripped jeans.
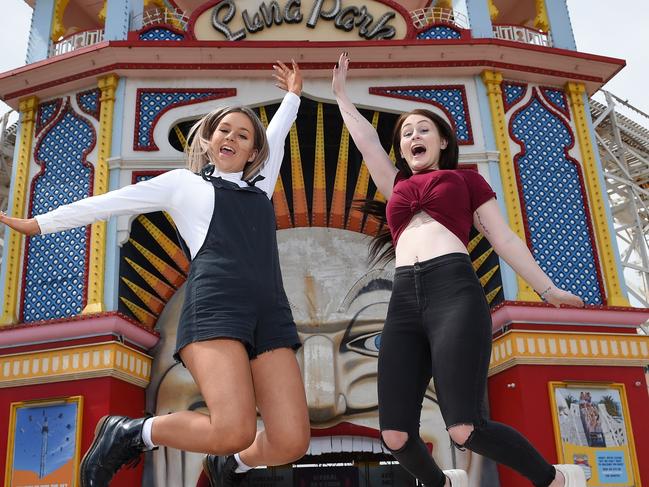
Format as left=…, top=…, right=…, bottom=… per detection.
left=378, top=253, right=556, bottom=487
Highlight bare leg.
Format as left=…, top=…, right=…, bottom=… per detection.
left=238, top=348, right=310, bottom=466
left=151, top=339, right=258, bottom=454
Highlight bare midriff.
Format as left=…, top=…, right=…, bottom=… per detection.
left=394, top=211, right=468, bottom=267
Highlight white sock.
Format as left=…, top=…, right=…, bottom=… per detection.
left=234, top=453, right=252, bottom=473
left=142, top=417, right=157, bottom=450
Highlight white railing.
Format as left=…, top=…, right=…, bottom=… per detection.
left=492, top=24, right=551, bottom=47
left=410, top=7, right=469, bottom=30
left=50, top=29, right=104, bottom=57
left=133, top=7, right=189, bottom=32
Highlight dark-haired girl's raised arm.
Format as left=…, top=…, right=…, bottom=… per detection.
left=332, top=52, right=397, bottom=199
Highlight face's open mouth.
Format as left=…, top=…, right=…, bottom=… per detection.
left=411, top=145, right=426, bottom=157
left=307, top=423, right=433, bottom=456
left=307, top=435, right=387, bottom=455
left=220, top=145, right=235, bottom=156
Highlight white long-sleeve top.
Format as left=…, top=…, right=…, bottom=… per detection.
left=35, top=92, right=300, bottom=260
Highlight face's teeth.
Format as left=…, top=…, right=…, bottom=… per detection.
left=306, top=436, right=388, bottom=455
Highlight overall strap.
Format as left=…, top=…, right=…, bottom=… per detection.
left=200, top=164, right=265, bottom=194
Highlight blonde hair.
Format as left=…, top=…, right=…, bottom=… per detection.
left=185, top=106, right=269, bottom=180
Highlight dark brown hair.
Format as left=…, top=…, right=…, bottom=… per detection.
left=391, top=108, right=459, bottom=175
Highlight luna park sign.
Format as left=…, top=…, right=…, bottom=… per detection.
left=193, top=0, right=408, bottom=41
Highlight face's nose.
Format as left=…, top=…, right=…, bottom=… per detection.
left=302, top=335, right=347, bottom=422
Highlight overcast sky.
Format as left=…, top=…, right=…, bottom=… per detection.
left=2, top=0, right=648, bottom=124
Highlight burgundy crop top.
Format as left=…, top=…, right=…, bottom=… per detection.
left=386, top=169, right=497, bottom=247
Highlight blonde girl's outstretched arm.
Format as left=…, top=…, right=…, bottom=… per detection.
left=257, top=59, right=302, bottom=197
left=473, top=198, right=584, bottom=308
left=332, top=52, right=397, bottom=198
left=0, top=169, right=184, bottom=236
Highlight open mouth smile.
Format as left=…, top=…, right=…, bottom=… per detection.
left=411, top=145, right=427, bottom=157
left=220, top=145, right=236, bottom=156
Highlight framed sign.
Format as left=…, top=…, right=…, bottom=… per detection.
left=549, top=382, right=640, bottom=486
left=5, top=396, right=84, bottom=487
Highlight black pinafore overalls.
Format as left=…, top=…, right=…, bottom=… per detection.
left=174, top=168, right=300, bottom=362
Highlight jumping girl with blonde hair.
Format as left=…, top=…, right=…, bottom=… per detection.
left=1, top=61, right=309, bottom=487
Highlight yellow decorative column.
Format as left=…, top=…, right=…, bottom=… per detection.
left=51, top=0, right=70, bottom=40
left=98, top=0, right=107, bottom=23
left=480, top=71, right=538, bottom=302
left=1, top=96, right=38, bottom=325
left=82, top=74, right=119, bottom=314
left=487, top=0, right=499, bottom=21
left=533, top=0, right=550, bottom=32
left=566, top=82, right=629, bottom=306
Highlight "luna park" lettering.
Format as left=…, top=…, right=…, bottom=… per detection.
left=211, top=0, right=397, bottom=41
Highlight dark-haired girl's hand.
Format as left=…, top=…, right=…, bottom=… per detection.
left=542, top=286, right=585, bottom=308
left=273, top=59, right=302, bottom=96
left=0, top=211, right=41, bottom=236
left=332, top=51, right=350, bottom=97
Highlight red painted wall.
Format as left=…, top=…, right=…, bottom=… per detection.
left=488, top=365, right=649, bottom=486
left=1, top=377, right=146, bottom=486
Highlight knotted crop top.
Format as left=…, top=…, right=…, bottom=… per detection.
left=386, top=169, right=496, bottom=247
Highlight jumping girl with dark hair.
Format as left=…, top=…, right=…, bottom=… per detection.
left=332, top=52, right=586, bottom=487
left=1, top=62, right=309, bottom=487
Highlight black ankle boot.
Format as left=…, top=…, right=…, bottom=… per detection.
left=202, top=454, right=247, bottom=487
left=80, top=415, right=149, bottom=487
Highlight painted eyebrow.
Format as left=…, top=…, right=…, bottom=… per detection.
left=338, top=269, right=394, bottom=312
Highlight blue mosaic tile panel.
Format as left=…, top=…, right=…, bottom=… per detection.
left=511, top=96, right=602, bottom=304
left=24, top=104, right=94, bottom=322
left=36, top=100, right=61, bottom=134
left=77, top=89, right=101, bottom=120
left=503, top=83, right=527, bottom=112
left=417, top=26, right=461, bottom=39
left=139, top=27, right=185, bottom=41
left=134, top=175, right=156, bottom=183
left=540, top=88, right=569, bottom=118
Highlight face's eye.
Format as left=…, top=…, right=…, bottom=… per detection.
left=239, top=133, right=248, bottom=140
left=346, top=331, right=382, bottom=356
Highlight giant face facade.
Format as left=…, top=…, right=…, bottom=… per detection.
left=146, top=226, right=485, bottom=486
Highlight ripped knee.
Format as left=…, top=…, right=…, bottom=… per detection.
left=381, top=430, right=409, bottom=452
left=447, top=423, right=475, bottom=449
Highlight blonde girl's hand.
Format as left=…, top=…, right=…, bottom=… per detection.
left=0, top=211, right=41, bottom=236
left=332, top=51, right=350, bottom=97
left=542, top=286, right=585, bottom=308
left=273, top=59, right=302, bottom=96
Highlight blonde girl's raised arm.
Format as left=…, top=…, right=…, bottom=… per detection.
left=258, top=60, right=302, bottom=197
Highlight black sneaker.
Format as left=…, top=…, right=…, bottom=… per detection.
left=79, top=415, right=148, bottom=487
left=202, top=454, right=248, bottom=486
